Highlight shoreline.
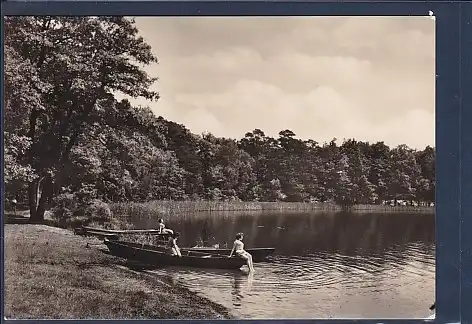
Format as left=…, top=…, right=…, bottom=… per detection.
left=111, top=201, right=435, bottom=218
left=4, top=223, right=234, bottom=320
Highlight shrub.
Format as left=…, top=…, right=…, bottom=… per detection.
left=51, top=194, right=113, bottom=229
left=51, top=193, right=79, bottom=227
left=84, top=199, right=113, bottom=223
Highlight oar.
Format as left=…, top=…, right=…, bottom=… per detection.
left=182, top=249, right=228, bottom=258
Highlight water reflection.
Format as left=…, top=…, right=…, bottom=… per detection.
left=231, top=272, right=254, bottom=308
left=125, top=211, right=435, bottom=318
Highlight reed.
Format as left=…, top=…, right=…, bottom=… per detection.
left=110, top=200, right=340, bottom=219
left=110, top=200, right=434, bottom=220
left=350, top=204, right=434, bottom=213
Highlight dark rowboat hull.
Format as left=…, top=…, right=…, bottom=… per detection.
left=106, top=240, right=274, bottom=262
left=186, top=247, right=275, bottom=262
left=104, top=239, right=247, bottom=270
left=105, top=241, right=274, bottom=262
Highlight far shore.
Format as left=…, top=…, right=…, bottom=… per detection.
left=111, top=200, right=435, bottom=218
left=4, top=223, right=233, bottom=320
left=4, top=200, right=435, bottom=229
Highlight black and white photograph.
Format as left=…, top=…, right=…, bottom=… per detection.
left=4, top=16, right=435, bottom=320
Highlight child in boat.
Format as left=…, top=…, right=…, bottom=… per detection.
left=157, top=218, right=174, bottom=235
left=167, top=232, right=182, bottom=257
left=229, top=232, right=255, bottom=272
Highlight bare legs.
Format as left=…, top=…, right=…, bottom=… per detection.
left=244, top=252, right=255, bottom=272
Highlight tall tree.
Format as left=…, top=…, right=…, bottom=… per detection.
left=367, top=142, right=391, bottom=202
left=4, top=16, right=159, bottom=220
left=388, top=144, right=421, bottom=203
left=341, top=139, right=377, bottom=204
left=415, top=146, right=435, bottom=204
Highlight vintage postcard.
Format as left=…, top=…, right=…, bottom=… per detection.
left=4, top=16, right=435, bottom=320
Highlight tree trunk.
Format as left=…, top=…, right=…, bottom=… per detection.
left=29, top=176, right=52, bottom=222
left=35, top=177, right=52, bottom=221
left=28, top=107, right=40, bottom=221
left=28, top=179, right=39, bottom=220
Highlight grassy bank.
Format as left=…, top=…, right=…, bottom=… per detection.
left=4, top=209, right=137, bottom=232
left=4, top=224, right=233, bottom=319
left=111, top=200, right=434, bottom=219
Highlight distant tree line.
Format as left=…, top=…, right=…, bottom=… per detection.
left=4, top=16, right=435, bottom=221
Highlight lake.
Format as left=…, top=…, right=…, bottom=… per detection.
left=125, top=211, right=435, bottom=319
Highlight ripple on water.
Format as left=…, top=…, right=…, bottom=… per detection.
left=144, top=242, right=434, bottom=319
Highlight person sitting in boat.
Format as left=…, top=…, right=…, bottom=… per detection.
left=167, top=232, right=182, bottom=257
left=157, top=218, right=174, bottom=235
left=228, top=232, right=255, bottom=272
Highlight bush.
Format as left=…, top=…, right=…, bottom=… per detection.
left=85, top=199, right=112, bottom=219
left=84, top=199, right=113, bottom=224
left=51, top=194, right=113, bottom=228
left=51, top=193, right=79, bottom=227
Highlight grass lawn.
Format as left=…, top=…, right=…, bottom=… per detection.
left=4, top=223, right=232, bottom=319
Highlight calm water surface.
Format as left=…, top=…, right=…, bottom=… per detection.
left=125, top=211, right=435, bottom=319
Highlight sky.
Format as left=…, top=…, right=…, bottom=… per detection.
left=123, top=16, right=435, bottom=149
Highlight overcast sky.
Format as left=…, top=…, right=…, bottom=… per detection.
left=125, top=16, right=435, bottom=149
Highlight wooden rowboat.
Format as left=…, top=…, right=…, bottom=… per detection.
left=105, top=240, right=274, bottom=262
left=80, top=226, right=275, bottom=262
left=104, top=239, right=247, bottom=270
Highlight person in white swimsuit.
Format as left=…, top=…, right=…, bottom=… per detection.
left=228, top=233, right=254, bottom=272
left=157, top=218, right=174, bottom=234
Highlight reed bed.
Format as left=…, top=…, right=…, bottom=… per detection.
left=111, top=200, right=340, bottom=220
left=110, top=200, right=434, bottom=221
left=351, top=204, right=435, bottom=213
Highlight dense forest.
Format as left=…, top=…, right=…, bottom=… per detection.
left=4, top=16, right=435, bottom=222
